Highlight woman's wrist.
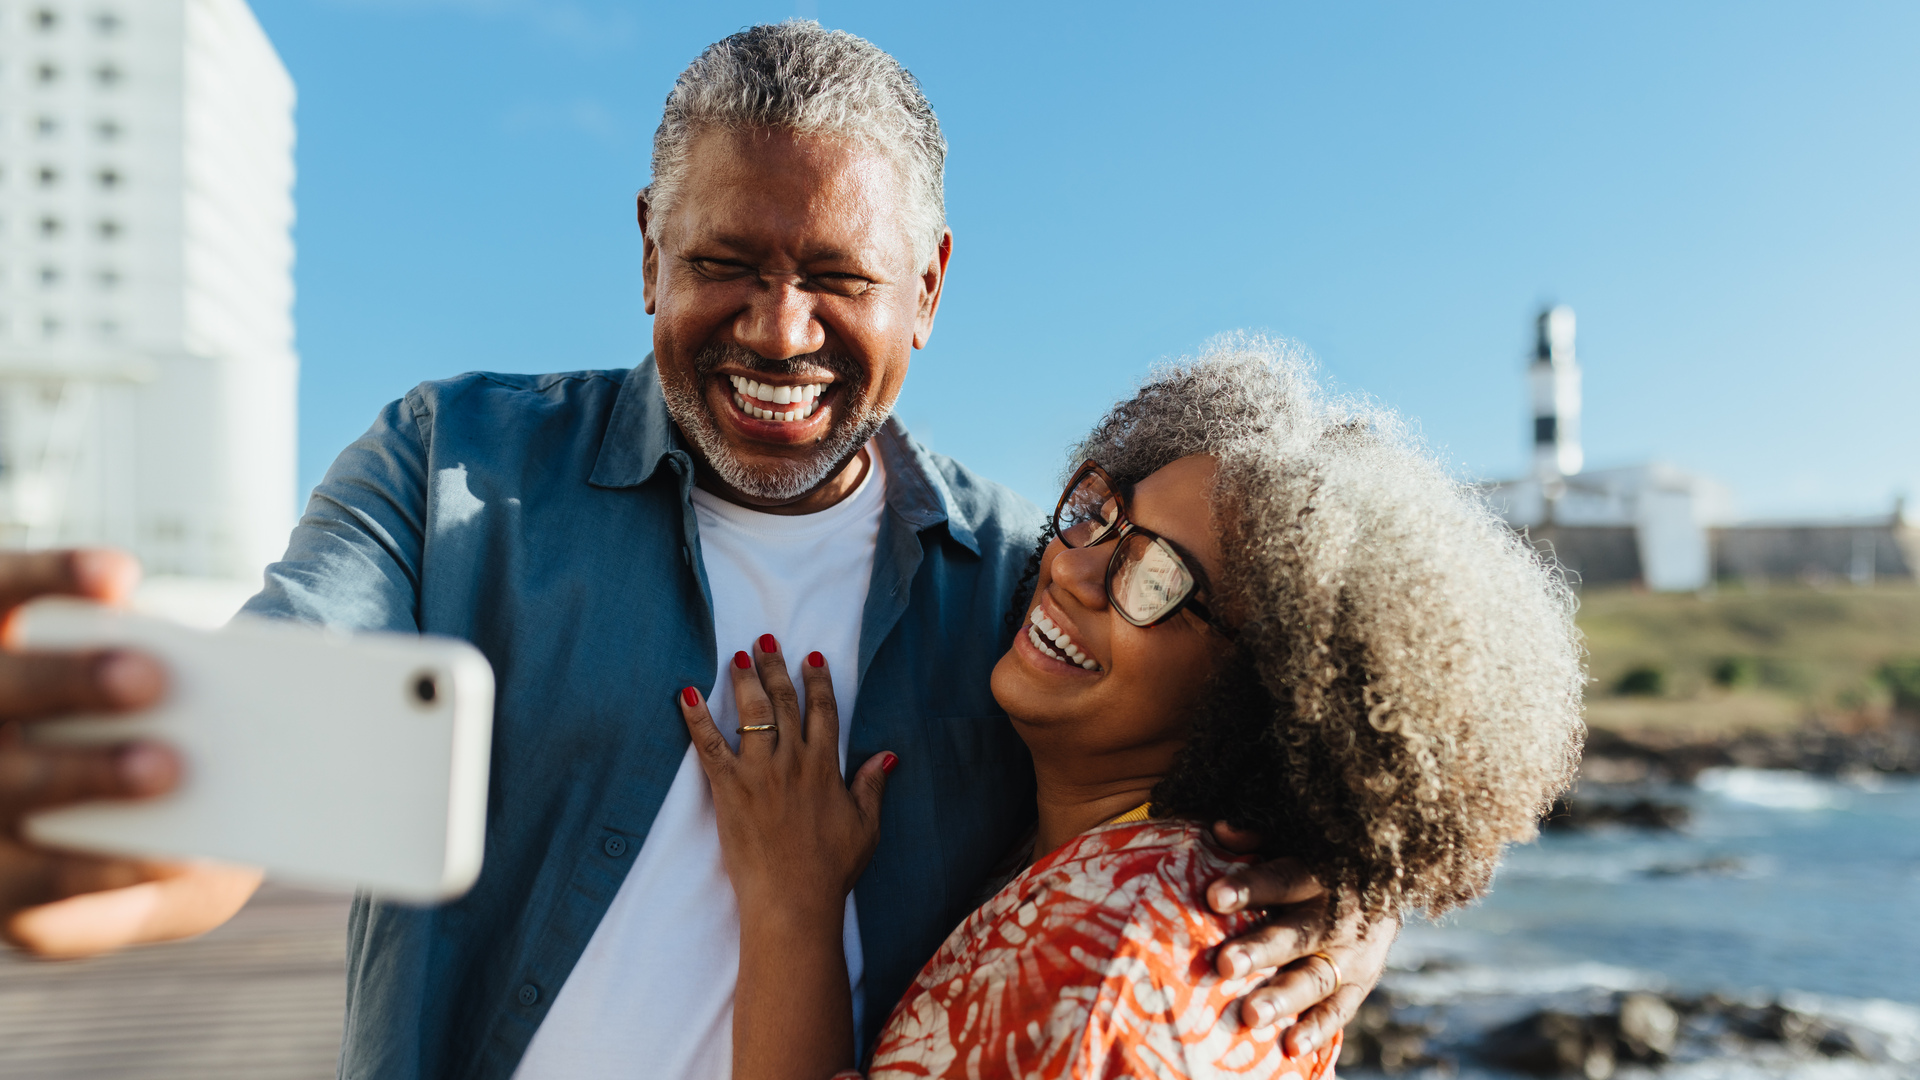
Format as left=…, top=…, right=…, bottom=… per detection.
left=737, top=890, right=847, bottom=936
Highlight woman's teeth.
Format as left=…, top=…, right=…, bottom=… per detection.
left=728, top=375, right=826, bottom=422
left=1028, top=608, right=1099, bottom=671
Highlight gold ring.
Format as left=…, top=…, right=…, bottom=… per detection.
left=738, top=724, right=778, bottom=733
left=1310, top=950, right=1342, bottom=992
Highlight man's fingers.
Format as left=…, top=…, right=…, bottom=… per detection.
left=676, top=686, right=735, bottom=778
left=799, top=652, right=839, bottom=759
left=1238, top=948, right=1345, bottom=1026
left=1207, top=855, right=1326, bottom=914
left=0, top=650, right=166, bottom=722
left=0, top=740, right=178, bottom=816
left=1213, top=899, right=1329, bottom=979
left=0, top=549, right=140, bottom=615
left=4, top=860, right=262, bottom=958
left=1235, top=910, right=1398, bottom=1053
left=1281, top=981, right=1371, bottom=1059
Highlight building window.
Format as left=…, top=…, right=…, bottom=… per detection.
left=36, top=116, right=59, bottom=138
left=41, top=314, right=61, bottom=337
left=96, top=118, right=123, bottom=141
left=37, top=62, right=59, bottom=84
left=97, top=168, right=120, bottom=190
left=35, top=8, right=58, bottom=31
left=96, top=318, right=118, bottom=337
left=96, top=267, right=120, bottom=289
left=39, top=216, right=62, bottom=238
left=96, top=218, right=120, bottom=240
left=95, top=64, right=123, bottom=88
left=38, top=265, right=60, bottom=288
left=37, top=165, right=59, bottom=188
left=95, top=10, right=122, bottom=35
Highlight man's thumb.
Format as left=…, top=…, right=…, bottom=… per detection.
left=852, top=751, right=897, bottom=819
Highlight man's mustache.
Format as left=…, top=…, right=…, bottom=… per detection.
left=693, top=342, right=866, bottom=390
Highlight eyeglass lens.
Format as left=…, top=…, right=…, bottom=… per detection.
left=1110, top=532, right=1194, bottom=625
left=1057, top=468, right=1121, bottom=547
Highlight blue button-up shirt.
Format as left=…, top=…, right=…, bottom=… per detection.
left=244, top=358, right=1043, bottom=1079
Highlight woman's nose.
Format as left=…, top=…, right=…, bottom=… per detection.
left=1048, top=541, right=1110, bottom=612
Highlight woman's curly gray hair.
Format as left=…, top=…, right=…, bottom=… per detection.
left=1075, top=334, right=1585, bottom=921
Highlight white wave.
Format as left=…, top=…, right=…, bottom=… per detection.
left=1643, top=1060, right=1913, bottom=1080
left=1776, top=990, right=1920, bottom=1063
left=1697, top=768, right=1845, bottom=811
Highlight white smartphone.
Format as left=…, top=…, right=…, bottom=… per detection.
left=17, top=600, right=495, bottom=902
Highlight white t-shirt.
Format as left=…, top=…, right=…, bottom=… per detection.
left=513, top=447, right=887, bottom=1080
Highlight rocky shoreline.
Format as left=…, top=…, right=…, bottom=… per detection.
left=1579, top=718, right=1920, bottom=785
left=1334, top=723, right=1920, bottom=1077
left=1341, top=981, right=1914, bottom=1078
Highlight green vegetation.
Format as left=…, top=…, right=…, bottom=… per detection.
left=1576, top=582, right=1920, bottom=735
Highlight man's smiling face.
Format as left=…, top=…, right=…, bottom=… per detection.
left=640, top=127, right=950, bottom=511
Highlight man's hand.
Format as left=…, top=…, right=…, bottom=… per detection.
left=0, top=549, right=261, bottom=957
left=1206, top=822, right=1399, bottom=1058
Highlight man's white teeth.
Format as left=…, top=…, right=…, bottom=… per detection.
left=1028, top=609, right=1099, bottom=670
left=727, top=375, right=826, bottom=421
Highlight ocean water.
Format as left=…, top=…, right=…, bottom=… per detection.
left=1365, top=769, right=1920, bottom=1078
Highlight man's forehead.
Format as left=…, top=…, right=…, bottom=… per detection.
left=665, top=128, right=912, bottom=262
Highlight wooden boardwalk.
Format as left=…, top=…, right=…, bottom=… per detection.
left=0, top=884, right=349, bottom=1079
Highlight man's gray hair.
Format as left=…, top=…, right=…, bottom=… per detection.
left=645, top=21, right=948, bottom=269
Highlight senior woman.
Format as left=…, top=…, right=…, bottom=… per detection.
left=677, top=337, right=1586, bottom=1078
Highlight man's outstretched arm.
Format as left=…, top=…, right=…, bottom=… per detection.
left=1205, top=824, right=1398, bottom=1059
left=0, top=549, right=261, bottom=957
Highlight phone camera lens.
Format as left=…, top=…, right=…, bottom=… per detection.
left=412, top=673, right=439, bottom=706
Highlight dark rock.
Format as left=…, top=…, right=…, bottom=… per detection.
left=1615, top=992, right=1679, bottom=1060
left=1543, top=796, right=1690, bottom=832
left=1479, top=1010, right=1619, bottom=1079
left=1642, top=855, right=1743, bottom=878
left=1339, top=992, right=1446, bottom=1075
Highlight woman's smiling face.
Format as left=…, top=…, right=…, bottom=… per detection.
left=991, top=454, right=1231, bottom=762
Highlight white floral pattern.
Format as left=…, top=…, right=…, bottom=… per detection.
left=863, top=820, right=1342, bottom=1079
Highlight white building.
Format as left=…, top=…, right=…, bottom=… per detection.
left=1484, top=306, right=1732, bottom=592
left=0, top=0, right=295, bottom=595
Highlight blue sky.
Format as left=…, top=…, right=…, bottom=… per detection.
left=254, top=0, right=1919, bottom=517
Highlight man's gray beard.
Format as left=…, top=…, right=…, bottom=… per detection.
left=660, top=342, right=891, bottom=503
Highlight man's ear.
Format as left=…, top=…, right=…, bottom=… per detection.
left=637, top=192, right=660, bottom=316
left=911, top=227, right=953, bottom=351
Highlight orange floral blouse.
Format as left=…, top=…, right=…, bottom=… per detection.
left=846, top=819, right=1341, bottom=1079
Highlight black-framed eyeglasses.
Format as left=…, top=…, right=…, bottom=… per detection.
left=1051, top=460, right=1235, bottom=637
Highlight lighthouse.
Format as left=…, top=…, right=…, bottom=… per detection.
left=1530, top=305, right=1582, bottom=481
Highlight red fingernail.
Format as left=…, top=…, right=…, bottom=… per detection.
left=807, top=651, right=825, bottom=668
left=881, top=752, right=898, bottom=774
left=682, top=687, right=699, bottom=707
left=759, top=634, right=778, bottom=654
left=733, top=651, right=751, bottom=669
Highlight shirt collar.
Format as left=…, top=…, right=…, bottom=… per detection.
left=587, top=354, right=687, bottom=490
left=586, top=354, right=983, bottom=556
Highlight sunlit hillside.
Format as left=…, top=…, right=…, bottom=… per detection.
left=1577, top=583, right=1920, bottom=735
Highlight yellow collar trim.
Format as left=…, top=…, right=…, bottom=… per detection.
left=1107, top=802, right=1153, bottom=825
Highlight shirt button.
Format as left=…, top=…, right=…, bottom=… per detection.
left=603, top=835, right=627, bottom=858
left=517, top=983, right=539, bottom=1006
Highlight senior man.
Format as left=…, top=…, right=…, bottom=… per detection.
left=0, top=23, right=1389, bottom=1078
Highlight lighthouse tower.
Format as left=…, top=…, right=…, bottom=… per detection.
left=1530, top=305, right=1582, bottom=481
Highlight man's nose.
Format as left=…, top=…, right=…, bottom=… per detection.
left=733, top=280, right=826, bottom=360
